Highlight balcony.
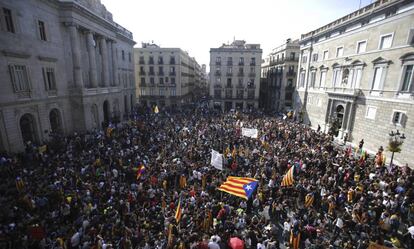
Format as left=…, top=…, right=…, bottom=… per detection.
left=286, top=71, right=296, bottom=77
left=149, top=71, right=155, bottom=76
left=158, top=60, right=164, bottom=65
left=169, top=72, right=176, bottom=76
left=226, top=72, right=233, bottom=77
left=170, top=60, right=176, bottom=64
left=140, top=82, right=146, bottom=87
left=215, top=71, right=221, bottom=76
left=139, top=60, right=145, bottom=64
left=215, top=62, right=221, bottom=66
left=236, top=84, right=244, bottom=89
left=248, top=73, right=256, bottom=77
left=238, top=62, right=244, bottom=66
left=214, top=84, right=222, bottom=88
left=247, top=84, right=255, bottom=89
left=148, top=60, right=154, bottom=65
left=250, top=62, right=256, bottom=66
left=237, top=72, right=244, bottom=77
left=225, top=84, right=233, bottom=89
left=139, top=71, right=146, bottom=76
left=227, top=62, right=233, bottom=66
left=158, top=71, right=164, bottom=76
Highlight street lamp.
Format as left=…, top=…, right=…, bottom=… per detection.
left=388, top=130, right=406, bottom=166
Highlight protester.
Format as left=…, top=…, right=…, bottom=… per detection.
left=0, top=105, right=412, bottom=249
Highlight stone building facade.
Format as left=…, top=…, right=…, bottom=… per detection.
left=209, top=40, right=262, bottom=112
left=296, top=0, right=414, bottom=166
left=135, top=43, right=203, bottom=109
left=0, top=0, right=136, bottom=152
left=261, top=39, right=299, bottom=113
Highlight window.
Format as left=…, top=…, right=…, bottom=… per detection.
left=3, top=8, right=15, bottom=33
left=250, top=57, right=256, bottom=65
left=159, top=88, right=164, bottom=96
left=239, top=57, right=244, bottom=65
left=372, top=67, right=384, bottom=90
left=158, top=56, right=164, bottom=64
left=216, top=57, right=221, bottom=65
left=356, top=41, right=367, bottom=54
left=139, top=56, right=145, bottom=64
left=165, top=77, right=169, bottom=83
left=170, top=56, right=176, bottom=64
left=408, top=29, right=414, bottom=45
left=227, top=67, right=232, bottom=74
left=150, top=77, right=154, bottom=84
left=336, top=47, right=343, bottom=58
left=170, top=66, right=175, bottom=74
left=309, top=71, right=316, bottom=88
left=299, top=71, right=305, bottom=88
left=8, top=65, right=30, bottom=92
left=158, top=66, right=164, bottom=75
left=312, top=53, right=318, bottom=62
left=227, top=57, right=232, bottom=65
left=302, top=55, right=307, bottom=63
left=349, top=68, right=363, bottom=89
left=140, top=88, right=146, bottom=96
left=379, top=34, right=393, bottom=49
left=121, top=50, right=125, bottom=60
left=290, top=52, right=295, bottom=60
left=319, top=70, right=327, bottom=88
left=333, top=69, right=342, bottom=87
left=392, top=111, right=406, bottom=126
left=149, top=56, right=154, bottom=64
left=323, top=51, right=329, bottom=60
left=128, top=53, right=131, bottom=62
left=38, top=20, right=47, bottom=41
left=400, top=64, right=413, bottom=92
left=149, top=66, right=154, bottom=75
left=365, top=106, right=377, bottom=120
left=170, top=88, right=176, bottom=96
left=171, top=77, right=176, bottom=85
left=140, top=77, right=145, bottom=84
left=159, top=77, right=164, bottom=85
left=42, top=67, right=56, bottom=91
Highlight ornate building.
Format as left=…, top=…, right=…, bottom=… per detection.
left=0, top=0, right=136, bottom=152
left=209, top=40, right=262, bottom=112
left=261, top=39, right=299, bottom=113
left=135, top=43, right=203, bottom=108
left=296, top=0, right=414, bottom=165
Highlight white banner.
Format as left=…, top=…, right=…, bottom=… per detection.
left=211, top=149, right=223, bottom=170
left=242, top=128, right=258, bottom=138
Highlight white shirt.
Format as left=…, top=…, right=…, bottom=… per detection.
left=284, top=221, right=291, bottom=232
left=335, top=218, right=344, bottom=229
left=208, top=241, right=220, bottom=249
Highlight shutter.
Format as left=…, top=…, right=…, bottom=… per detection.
left=8, top=65, right=17, bottom=92
left=401, top=113, right=407, bottom=127
left=42, top=67, right=47, bottom=90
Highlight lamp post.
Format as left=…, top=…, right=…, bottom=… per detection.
left=388, top=130, right=406, bottom=166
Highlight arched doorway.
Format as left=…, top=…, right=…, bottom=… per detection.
left=103, top=100, right=110, bottom=125
left=91, top=104, right=99, bottom=129
left=49, top=108, right=62, bottom=134
left=336, top=105, right=344, bottom=129
left=20, top=114, right=38, bottom=144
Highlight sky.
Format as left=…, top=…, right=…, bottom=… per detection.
left=101, top=0, right=374, bottom=71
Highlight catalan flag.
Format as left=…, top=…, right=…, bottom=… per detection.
left=290, top=230, right=301, bottom=249
left=217, top=176, right=258, bottom=199
left=136, top=165, right=145, bottom=180
left=304, top=193, right=314, bottom=208
left=15, top=177, right=25, bottom=192
left=281, top=166, right=294, bottom=187
left=175, top=197, right=182, bottom=223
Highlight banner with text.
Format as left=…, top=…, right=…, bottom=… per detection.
left=242, top=128, right=258, bottom=138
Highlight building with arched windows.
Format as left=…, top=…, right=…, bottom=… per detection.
left=295, top=0, right=414, bottom=166
left=0, top=0, right=136, bottom=152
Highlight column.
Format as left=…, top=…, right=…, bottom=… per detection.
left=86, top=31, right=98, bottom=88
left=325, top=99, right=332, bottom=124
left=111, top=41, right=119, bottom=86
left=346, top=102, right=354, bottom=132
left=341, top=102, right=350, bottom=131
left=68, top=24, right=83, bottom=88
left=100, top=37, right=110, bottom=87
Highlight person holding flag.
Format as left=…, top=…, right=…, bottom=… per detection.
left=136, top=164, right=145, bottom=180
left=217, top=176, right=258, bottom=200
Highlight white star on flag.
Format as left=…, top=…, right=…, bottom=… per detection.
left=245, top=184, right=252, bottom=191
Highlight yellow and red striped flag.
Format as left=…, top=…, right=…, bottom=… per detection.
left=217, top=176, right=258, bottom=199
left=281, top=166, right=294, bottom=187
left=304, top=193, right=314, bottom=208
left=15, top=177, right=25, bottom=192
left=175, top=197, right=182, bottom=223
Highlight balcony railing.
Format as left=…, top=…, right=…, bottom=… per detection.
left=169, top=72, right=176, bottom=76
left=250, top=62, right=256, bottom=66
left=248, top=73, right=256, bottom=77
left=237, top=72, right=244, bottom=77
left=215, top=62, right=221, bottom=66
left=139, top=71, right=146, bottom=75
left=214, top=84, right=222, bottom=88
left=148, top=60, right=154, bottom=65
left=225, top=85, right=233, bottom=89
left=139, top=60, right=145, bottom=64
left=238, top=62, right=244, bottom=66
left=226, top=72, right=233, bottom=77
left=170, top=60, right=176, bottom=64
left=158, top=72, right=164, bottom=76
left=247, top=84, right=255, bottom=89
left=215, top=71, right=221, bottom=76
left=149, top=71, right=155, bottom=76
left=227, top=62, right=233, bottom=66
left=236, top=84, right=244, bottom=88
left=286, top=71, right=296, bottom=76
left=158, top=60, right=164, bottom=65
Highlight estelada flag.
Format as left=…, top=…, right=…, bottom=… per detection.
left=136, top=165, right=145, bottom=180
left=281, top=165, right=294, bottom=187
left=217, top=176, right=258, bottom=199
left=175, top=197, right=182, bottom=223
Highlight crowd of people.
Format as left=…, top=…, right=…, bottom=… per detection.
left=0, top=106, right=413, bottom=249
